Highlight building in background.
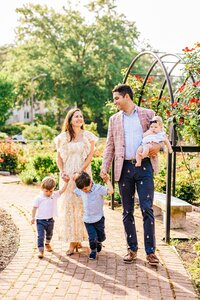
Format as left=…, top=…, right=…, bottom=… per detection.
left=6, top=101, right=47, bottom=124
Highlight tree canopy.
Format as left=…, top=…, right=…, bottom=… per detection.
left=2, top=0, right=139, bottom=131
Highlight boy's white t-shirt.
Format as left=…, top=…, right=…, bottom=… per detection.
left=33, top=191, right=60, bottom=219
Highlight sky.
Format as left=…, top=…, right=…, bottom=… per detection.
left=1, top=0, right=200, bottom=54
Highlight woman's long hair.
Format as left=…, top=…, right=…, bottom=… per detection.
left=62, top=108, right=84, bottom=141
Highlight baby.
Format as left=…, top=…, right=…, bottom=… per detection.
left=135, top=116, right=173, bottom=167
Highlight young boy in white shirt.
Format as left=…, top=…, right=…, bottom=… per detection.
left=31, top=175, right=69, bottom=258
left=74, top=172, right=114, bottom=260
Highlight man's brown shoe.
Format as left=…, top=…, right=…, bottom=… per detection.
left=146, top=253, right=159, bottom=265
left=38, top=251, right=44, bottom=259
left=45, top=244, right=53, bottom=252
left=123, top=250, right=137, bottom=264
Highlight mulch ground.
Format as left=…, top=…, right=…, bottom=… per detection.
left=0, top=208, right=19, bottom=271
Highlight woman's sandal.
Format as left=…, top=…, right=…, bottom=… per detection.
left=77, top=242, right=82, bottom=249
left=66, top=243, right=79, bottom=256
left=66, top=249, right=74, bottom=256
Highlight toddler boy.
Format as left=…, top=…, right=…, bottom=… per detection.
left=74, top=172, right=114, bottom=260
left=31, top=175, right=69, bottom=258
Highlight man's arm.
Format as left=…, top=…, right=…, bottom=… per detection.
left=101, top=118, right=115, bottom=180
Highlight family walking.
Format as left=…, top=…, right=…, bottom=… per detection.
left=32, top=83, right=172, bottom=265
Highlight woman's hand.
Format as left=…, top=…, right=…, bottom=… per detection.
left=62, top=174, right=70, bottom=183
left=61, top=171, right=68, bottom=180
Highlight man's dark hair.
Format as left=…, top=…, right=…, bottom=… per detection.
left=112, top=84, right=134, bottom=100
left=75, top=172, right=91, bottom=190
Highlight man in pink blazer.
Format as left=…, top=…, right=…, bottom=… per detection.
left=101, top=84, right=160, bottom=265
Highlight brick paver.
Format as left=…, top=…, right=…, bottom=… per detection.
left=0, top=179, right=198, bottom=300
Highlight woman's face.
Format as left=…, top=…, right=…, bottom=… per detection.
left=71, top=110, right=84, bottom=128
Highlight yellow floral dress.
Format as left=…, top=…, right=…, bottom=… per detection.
left=54, top=130, right=98, bottom=242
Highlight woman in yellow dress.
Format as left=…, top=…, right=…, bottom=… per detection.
left=54, top=108, right=98, bottom=255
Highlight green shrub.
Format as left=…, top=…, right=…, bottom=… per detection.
left=34, top=112, right=57, bottom=128
left=23, top=125, right=57, bottom=141
left=91, top=157, right=103, bottom=184
left=188, top=241, right=200, bottom=288
left=33, top=154, right=59, bottom=181
left=84, top=122, right=99, bottom=136
left=0, top=132, right=8, bottom=140
left=194, top=241, right=200, bottom=255
left=0, top=123, right=27, bottom=136
left=175, top=181, right=198, bottom=204
left=114, top=183, right=121, bottom=203
left=19, top=169, right=37, bottom=184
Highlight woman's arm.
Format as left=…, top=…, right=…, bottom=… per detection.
left=80, top=140, right=95, bottom=172
left=56, top=151, right=64, bottom=173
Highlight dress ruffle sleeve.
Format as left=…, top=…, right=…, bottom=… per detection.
left=83, top=130, right=98, bottom=143
left=81, top=131, right=98, bottom=161
left=54, top=132, right=69, bottom=162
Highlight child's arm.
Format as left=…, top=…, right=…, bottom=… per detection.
left=104, top=177, right=114, bottom=195
left=31, top=207, right=37, bottom=224
left=164, top=138, right=173, bottom=153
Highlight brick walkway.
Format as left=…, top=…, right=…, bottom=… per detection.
left=0, top=178, right=198, bottom=300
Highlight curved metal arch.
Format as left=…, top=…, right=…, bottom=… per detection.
left=123, top=51, right=174, bottom=107
left=158, top=55, right=196, bottom=107
left=123, top=51, right=196, bottom=109
left=139, top=53, right=182, bottom=107
left=157, top=53, right=182, bottom=110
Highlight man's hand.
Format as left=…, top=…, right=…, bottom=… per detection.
left=148, top=143, right=161, bottom=157
left=100, top=170, right=109, bottom=181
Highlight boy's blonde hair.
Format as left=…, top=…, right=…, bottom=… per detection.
left=151, top=116, right=163, bottom=128
left=41, top=176, right=56, bottom=190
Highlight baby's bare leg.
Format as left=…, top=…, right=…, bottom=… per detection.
left=135, top=146, right=143, bottom=167
left=141, top=144, right=151, bottom=158
left=136, top=144, right=152, bottom=167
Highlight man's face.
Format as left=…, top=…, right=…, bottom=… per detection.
left=113, top=92, right=127, bottom=111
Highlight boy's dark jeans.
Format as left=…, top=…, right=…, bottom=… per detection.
left=84, top=216, right=106, bottom=251
left=36, top=218, right=54, bottom=251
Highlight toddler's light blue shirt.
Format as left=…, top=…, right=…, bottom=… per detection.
left=74, top=183, right=108, bottom=223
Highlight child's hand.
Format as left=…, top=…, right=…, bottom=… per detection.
left=62, top=174, right=70, bottom=183
left=31, top=218, right=35, bottom=224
